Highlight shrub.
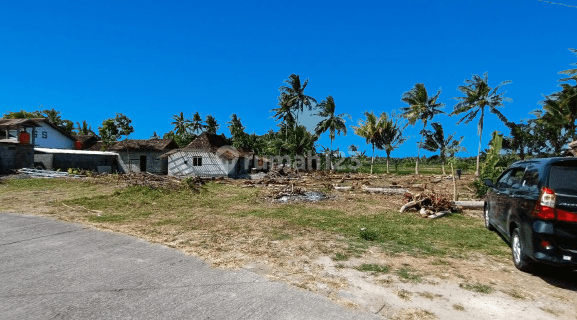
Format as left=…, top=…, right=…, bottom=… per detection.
left=359, top=227, right=379, bottom=241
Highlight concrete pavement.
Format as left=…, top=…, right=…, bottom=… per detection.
left=0, top=213, right=380, bottom=319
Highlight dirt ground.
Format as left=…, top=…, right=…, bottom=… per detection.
left=2, top=171, right=577, bottom=320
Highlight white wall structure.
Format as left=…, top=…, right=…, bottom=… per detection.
left=167, top=150, right=240, bottom=177
left=24, top=120, right=75, bottom=149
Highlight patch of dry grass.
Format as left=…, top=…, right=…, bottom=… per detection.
left=391, top=308, right=437, bottom=320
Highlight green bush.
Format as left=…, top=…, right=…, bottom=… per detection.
left=359, top=227, right=379, bottom=241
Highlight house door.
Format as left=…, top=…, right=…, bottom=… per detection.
left=236, top=157, right=244, bottom=175
left=140, top=155, right=147, bottom=172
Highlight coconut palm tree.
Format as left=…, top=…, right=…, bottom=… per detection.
left=380, top=111, right=408, bottom=173
left=352, top=111, right=387, bottom=174
left=279, top=74, right=317, bottom=126
left=450, top=73, right=511, bottom=177
left=559, top=48, right=577, bottom=82
left=272, top=92, right=295, bottom=141
left=171, top=112, right=191, bottom=136
left=400, top=83, right=445, bottom=175
left=540, top=83, right=577, bottom=141
left=314, top=96, right=351, bottom=169
left=227, top=114, right=248, bottom=148
left=190, top=112, right=204, bottom=134
left=420, top=122, right=466, bottom=175
left=205, top=115, right=219, bottom=134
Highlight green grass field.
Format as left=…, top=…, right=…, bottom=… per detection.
left=0, top=178, right=507, bottom=260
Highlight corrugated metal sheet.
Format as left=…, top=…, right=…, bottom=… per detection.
left=34, top=147, right=119, bottom=156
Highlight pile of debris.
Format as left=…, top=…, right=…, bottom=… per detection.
left=275, top=190, right=329, bottom=203
left=263, top=165, right=300, bottom=180
left=400, top=190, right=456, bottom=219
left=117, top=173, right=205, bottom=192
left=16, top=168, right=85, bottom=179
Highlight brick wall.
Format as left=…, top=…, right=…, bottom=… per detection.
left=52, top=153, right=118, bottom=171
left=117, top=151, right=168, bottom=174
left=0, top=143, right=34, bottom=174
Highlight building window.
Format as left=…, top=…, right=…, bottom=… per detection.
left=193, top=157, right=202, bottom=166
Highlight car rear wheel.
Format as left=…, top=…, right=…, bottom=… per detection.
left=484, top=204, right=494, bottom=231
left=511, top=228, right=534, bottom=272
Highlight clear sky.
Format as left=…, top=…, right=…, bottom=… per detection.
left=1, top=0, right=575, bottom=158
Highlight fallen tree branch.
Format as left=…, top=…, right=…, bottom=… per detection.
left=453, top=201, right=484, bottom=209
left=400, top=199, right=427, bottom=213
left=362, top=185, right=408, bottom=195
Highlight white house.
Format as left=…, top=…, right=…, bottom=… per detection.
left=163, top=132, right=255, bottom=178
left=28, top=118, right=77, bottom=149
left=1, top=118, right=77, bottom=149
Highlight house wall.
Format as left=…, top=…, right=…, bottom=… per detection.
left=167, top=150, right=242, bottom=177
left=34, top=153, right=118, bottom=171
left=117, top=151, right=168, bottom=174
left=0, top=143, right=34, bottom=174
left=24, top=123, right=75, bottom=149
left=34, top=154, right=54, bottom=169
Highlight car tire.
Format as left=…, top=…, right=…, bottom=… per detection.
left=484, top=204, right=495, bottom=231
left=511, top=228, right=534, bottom=272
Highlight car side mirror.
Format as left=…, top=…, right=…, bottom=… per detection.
left=484, top=179, right=494, bottom=188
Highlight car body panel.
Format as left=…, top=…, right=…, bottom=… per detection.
left=484, top=157, right=577, bottom=267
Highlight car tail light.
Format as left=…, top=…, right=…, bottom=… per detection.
left=540, top=240, right=553, bottom=250
left=532, top=188, right=556, bottom=220
left=557, top=209, right=577, bottom=222
left=532, top=188, right=577, bottom=222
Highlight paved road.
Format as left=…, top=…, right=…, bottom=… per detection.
left=0, top=213, right=379, bottom=320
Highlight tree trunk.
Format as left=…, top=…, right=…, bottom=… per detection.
left=329, top=139, right=333, bottom=171
left=371, top=143, right=375, bottom=174
left=475, top=110, right=485, bottom=177
left=442, top=160, right=446, bottom=175
left=386, top=155, right=390, bottom=174
left=451, top=162, right=457, bottom=201
left=476, top=131, right=482, bottom=177
left=415, top=123, right=425, bottom=175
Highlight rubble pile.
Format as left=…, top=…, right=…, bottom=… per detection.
left=400, top=190, right=456, bottom=219
left=117, top=172, right=205, bottom=191
left=16, top=168, right=85, bottom=178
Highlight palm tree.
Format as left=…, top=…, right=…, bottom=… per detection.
left=314, top=96, right=351, bottom=170
left=227, top=114, right=247, bottom=148
left=272, top=92, right=295, bottom=141
left=279, top=74, right=317, bottom=126
left=190, top=112, right=204, bottom=134
left=559, top=48, right=577, bottom=82
left=352, top=111, right=387, bottom=174
left=380, top=111, right=408, bottom=173
left=400, top=83, right=445, bottom=175
left=205, top=115, right=219, bottom=134
left=540, top=83, right=577, bottom=141
left=420, top=122, right=466, bottom=175
left=171, top=112, right=191, bottom=136
left=450, top=73, right=511, bottom=177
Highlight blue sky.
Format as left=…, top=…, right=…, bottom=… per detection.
left=1, top=0, right=575, bottom=157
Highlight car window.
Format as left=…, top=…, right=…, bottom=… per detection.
left=518, top=167, right=540, bottom=195
left=549, top=164, right=577, bottom=195
left=496, top=170, right=513, bottom=189
left=508, top=168, right=526, bottom=190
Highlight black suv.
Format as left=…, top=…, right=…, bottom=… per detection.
left=484, top=157, right=577, bottom=271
